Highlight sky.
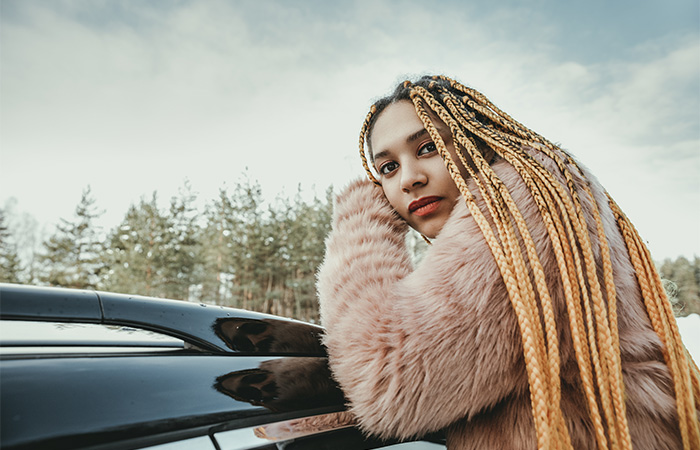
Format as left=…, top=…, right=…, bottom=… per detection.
left=1, top=0, right=699, bottom=261
left=677, top=314, right=700, bottom=361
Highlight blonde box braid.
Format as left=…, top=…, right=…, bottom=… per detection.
left=412, top=88, right=569, bottom=449
left=441, top=77, right=700, bottom=449
left=437, top=83, right=627, bottom=449
left=358, top=76, right=700, bottom=450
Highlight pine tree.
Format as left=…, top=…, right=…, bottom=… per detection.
left=258, top=201, right=287, bottom=315
left=228, top=176, right=267, bottom=310
left=272, top=186, right=332, bottom=321
left=103, top=193, right=168, bottom=297
left=40, top=187, right=104, bottom=289
left=200, top=190, right=238, bottom=305
left=0, top=209, right=23, bottom=283
left=160, top=181, right=202, bottom=300
left=2, top=199, right=41, bottom=284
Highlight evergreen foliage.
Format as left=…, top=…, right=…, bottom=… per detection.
left=199, top=189, right=239, bottom=305
left=39, top=187, right=105, bottom=289
left=161, top=181, right=202, bottom=300
left=0, top=209, right=23, bottom=283
left=102, top=193, right=169, bottom=297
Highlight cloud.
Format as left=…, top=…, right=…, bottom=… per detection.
left=1, top=0, right=698, bottom=259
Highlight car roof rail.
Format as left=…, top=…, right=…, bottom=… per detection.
left=0, top=283, right=326, bottom=356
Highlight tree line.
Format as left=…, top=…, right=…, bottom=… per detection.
left=1, top=179, right=698, bottom=320
left=0, top=178, right=332, bottom=323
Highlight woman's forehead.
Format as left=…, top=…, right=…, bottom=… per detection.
left=369, top=101, right=447, bottom=156
left=370, top=102, right=424, bottom=149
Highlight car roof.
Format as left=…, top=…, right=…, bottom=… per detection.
left=0, top=283, right=326, bottom=356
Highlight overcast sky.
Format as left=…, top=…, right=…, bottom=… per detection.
left=1, top=0, right=698, bottom=261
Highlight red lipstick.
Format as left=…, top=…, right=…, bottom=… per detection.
left=409, top=196, right=442, bottom=217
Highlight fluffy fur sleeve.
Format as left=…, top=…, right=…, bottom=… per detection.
left=317, top=173, right=528, bottom=439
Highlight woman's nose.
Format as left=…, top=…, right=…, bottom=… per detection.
left=400, top=163, right=428, bottom=192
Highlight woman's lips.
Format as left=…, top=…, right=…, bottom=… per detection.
left=409, top=196, right=442, bottom=217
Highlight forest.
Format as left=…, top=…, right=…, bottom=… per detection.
left=1, top=180, right=698, bottom=322
left=0, top=179, right=334, bottom=323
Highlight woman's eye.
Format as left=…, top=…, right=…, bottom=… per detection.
left=418, top=142, right=437, bottom=156
left=379, top=161, right=398, bottom=175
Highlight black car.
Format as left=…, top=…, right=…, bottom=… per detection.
left=0, top=284, right=446, bottom=450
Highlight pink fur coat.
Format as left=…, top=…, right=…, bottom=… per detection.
left=317, top=147, right=688, bottom=449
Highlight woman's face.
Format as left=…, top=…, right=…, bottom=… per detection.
left=369, top=100, right=464, bottom=239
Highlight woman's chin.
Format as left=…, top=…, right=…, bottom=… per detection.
left=410, top=215, right=449, bottom=240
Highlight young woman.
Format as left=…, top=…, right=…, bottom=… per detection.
left=316, top=76, right=700, bottom=450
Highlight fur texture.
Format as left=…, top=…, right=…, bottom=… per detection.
left=317, top=146, right=689, bottom=449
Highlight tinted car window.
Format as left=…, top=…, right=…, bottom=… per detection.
left=144, top=436, right=217, bottom=450
left=384, top=443, right=445, bottom=449
left=213, top=412, right=446, bottom=450
left=0, top=320, right=184, bottom=353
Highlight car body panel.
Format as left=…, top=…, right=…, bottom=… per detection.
left=0, top=284, right=102, bottom=322
left=0, top=284, right=344, bottom=450
left=1, top=352, right=342, bottom=449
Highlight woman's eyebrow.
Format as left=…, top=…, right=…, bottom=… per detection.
left=372, top=149, right=390, bottom=162
left=406, top=128, right=429, bottom=143
left=373, top=127, right=439, bottom=163
left=375, top=128, right=430, bottom=160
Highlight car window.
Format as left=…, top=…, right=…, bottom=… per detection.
left=0, top=320, right=184, bottom=353
left=213, top=412, right=446, bottom=450
left=278, top=428, right=446, bottom=450
left=383, top=442, right=445, bottom=449
left=214, top=411, right=351, bottom=450
left=143, top=435, right=216, bottom=449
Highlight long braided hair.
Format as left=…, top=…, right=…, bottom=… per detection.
left=358, top=75, right=700, bottom=450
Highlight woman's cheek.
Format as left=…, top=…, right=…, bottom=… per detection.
left=382, top=188, right=408, bottom=221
